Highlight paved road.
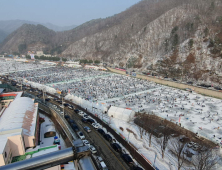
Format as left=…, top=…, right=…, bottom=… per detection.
left=49, top=99, right=131, bottom=170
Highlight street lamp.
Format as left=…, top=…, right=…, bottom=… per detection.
left=60, top=91, right=66, bottom=118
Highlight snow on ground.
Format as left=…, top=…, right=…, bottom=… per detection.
left=2, top=61, right=222, bottom=170
left=92, top=111, right=177, bottom=170
left=39, top=113, right=66, bottom=149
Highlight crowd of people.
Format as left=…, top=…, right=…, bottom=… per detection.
left=3, top=60, right=222, bottom=143
left=0, top=60, right=47, bottom=74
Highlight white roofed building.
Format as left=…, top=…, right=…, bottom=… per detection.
left=0, top=96, right=39, bottom=166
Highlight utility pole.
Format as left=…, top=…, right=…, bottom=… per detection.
left=20, top=78, right=23, bottom=90
left=62, top=95, right=64, bottom=118
left=61, top=91, right=65, bottom=118
left=42, top=87, right=46, bottom=103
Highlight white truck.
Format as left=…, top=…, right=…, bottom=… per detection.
left=96, top=156, right=108, bottom=170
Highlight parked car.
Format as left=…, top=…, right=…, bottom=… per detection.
left=78, top=111, right=85, bottom=117
left=89, top=145, right=97, bottom=154
left=63, top=103, right=69, bottom=107
left=77, top=131, right=85, bottom=139
left=103, top=134, right=112, bottom=142
left=83, top=114, right=89, bottom=119
left=68, top=119, right=74, bottom=124
left=92, top=123, right=99, bottom=129
left=84, top=126, right=91, bottom=132
left=111, top=143, right=122, bottom=152
left=52, top=105, right=57, bottom=109
left=64, top=115, right=70, bottom=120
left=122, top=154, right=134, bottom=165
left=68, top=105, right=74, bottom=110
left=71, top=124, right=79, bottom=132
left=74, top=109, right=79, bottom=113
left=97, top=128, right=105, bottom=135
left=81, top=118, right=87, bottom=123
left=87, top=118, right=95, bottom=124
left=45, top=98, right=51, bottom=101
left=96, top=157, right=108, bottom=170
left=82, top=140, right=90, bottom=147
left=172, top=78, right=177, bottom=81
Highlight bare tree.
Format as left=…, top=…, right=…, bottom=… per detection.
left=191, top=147, right=219, bottom=170
left=145, top=114, right=156, bottom=147
left=136, top=113, right=146, bottom=139
left=169, top=137, right=187, bottom=170
left=137, top=124, right=145, bottom=139
left=157, top=123, right=171, bottom=158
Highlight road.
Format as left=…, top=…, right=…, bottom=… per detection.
left=46, top=99, right=131, bottom=170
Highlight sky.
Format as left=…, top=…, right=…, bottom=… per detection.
left=0, top=0, right=141, bottom=26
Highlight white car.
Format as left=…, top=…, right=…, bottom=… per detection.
left=52, top=105, right=57, bottom=109
left=78, top=131, right=85, bottom=139
left=82, top=140, right=90, bottom=147
left=92, top=123, right=99, bottom=129
left=68, top=106, right=73, bottom=110
left=78, top=111, right=85, bottom=116
left=89, top=145, right=97, bottom=154
left=83, top=114, right=89, bottom=119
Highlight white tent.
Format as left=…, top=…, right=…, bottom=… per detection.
left=108, top=106, right=135, bottom=121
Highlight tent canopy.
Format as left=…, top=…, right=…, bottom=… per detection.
left=108, top=106, right=135, bottom=121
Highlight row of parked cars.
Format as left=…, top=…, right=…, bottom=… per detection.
left=64, top=114, right=97, bottom=154
left=76, top=112, right=143, bottom=170
left=96, top=127, right=140, bottom=168
left=63, top=104, right=142, bottom=169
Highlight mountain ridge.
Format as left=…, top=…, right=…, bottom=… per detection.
left=0, top=0, right=222, bottom=85
left=0, top=19, right=77, bottom=43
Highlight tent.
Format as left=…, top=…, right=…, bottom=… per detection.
left=108, top=106, right=135, bottom=121
left=44, top=124, right=56, bottom=138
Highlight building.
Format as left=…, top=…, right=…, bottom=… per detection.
left=0, top=128, right=25, bottom=166
left=0, top=93, right=39, bottom=166
left=36, top=51, right=44, bottom=56
left=0, top=92, right=23, bottom=107
left=36, top=51, right=54, bottom=57
left=63, top=61, right=82, bottom=68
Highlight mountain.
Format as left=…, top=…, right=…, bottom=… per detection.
left=0, top=20, right=77, bottom=42
left=0, top=24, right=55, bottom=53
left=1, top=0, right=222, bottom=85
left=0, top=29, right=7, bottom=43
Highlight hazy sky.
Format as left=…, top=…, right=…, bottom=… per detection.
left=0, top=0, right=141, bottom=26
